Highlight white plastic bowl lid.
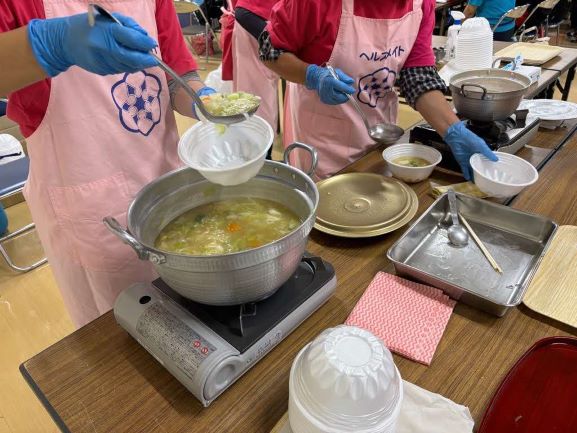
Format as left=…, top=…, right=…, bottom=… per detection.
left=470, top=152, right=539, bottom=186
left=178, top=115, right=273, bottom=173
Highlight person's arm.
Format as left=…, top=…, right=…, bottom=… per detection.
left=263, top=51, right=308, bottom=85
left=0, top=26, right=47, bottom=95
left=415, top=90, right=458, bottom=136
left=170, top=74, right=213, bottom=118
left=399, top=67, right=497, bottom=180
left=464, top=4, right=478, bottom=19
left=258, top=32, right=354, bottom=104
left=1, top=13, right=157, bottom=96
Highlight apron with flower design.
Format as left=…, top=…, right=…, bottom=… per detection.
left=23, top=0, right=181, bottom=327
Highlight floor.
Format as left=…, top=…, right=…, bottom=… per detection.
left=2, top=32, right=577, bottom=432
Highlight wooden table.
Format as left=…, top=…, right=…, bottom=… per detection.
left=20, top=119, right=577, bottom=432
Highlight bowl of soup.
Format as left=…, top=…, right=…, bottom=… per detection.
left=382, top=143, right=442, bottom=183
left=104, top=144, right=319, bottom=306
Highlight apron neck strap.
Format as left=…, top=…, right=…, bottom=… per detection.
left=342, top=0, right=354, bottom=15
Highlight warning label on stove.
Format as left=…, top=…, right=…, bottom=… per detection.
left=136, top=303, right=216, bottom=381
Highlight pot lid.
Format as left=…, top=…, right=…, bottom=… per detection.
left=314, top=173, right=418, bottom=238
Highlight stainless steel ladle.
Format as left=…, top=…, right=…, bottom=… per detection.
left=326, top=64, right=404, bottom=145
left=447, top=189, right=469, bottom=247
left=88, top=3, right=259, bottom=125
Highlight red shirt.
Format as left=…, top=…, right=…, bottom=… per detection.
left=0, top=0, right=197, bottom=137
left=236, top=0, right=279, bottom=20
left=268, top=0, right=435, bottom=69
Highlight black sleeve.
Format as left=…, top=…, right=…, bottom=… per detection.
left=234, top=7, right=267, bottom=40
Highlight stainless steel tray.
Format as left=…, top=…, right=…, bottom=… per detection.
left=387, top=193, right=557, bottom=316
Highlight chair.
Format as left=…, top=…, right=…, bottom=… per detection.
left=0, top=157, right=47, bottom=272
left=174, top=0, right=219, bottom=69
left=516, top=0, right=562, bottom=43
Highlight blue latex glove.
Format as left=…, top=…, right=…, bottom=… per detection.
left=192, top=87, right=217, bottom=119
left=305, top=64, right=355, bottom=105
left=27, top=13, right=158, bottom=77
left=444, top=121, right=498, bottom=180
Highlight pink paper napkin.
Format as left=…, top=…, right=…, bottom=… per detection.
left=345, top=272, right=456, bottom=365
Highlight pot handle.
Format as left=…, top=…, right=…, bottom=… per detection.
left=492, top=57, right=506, bottom=68
left=461, top=84, right=488, bottom=100
left=103, top=216, right=166, bottom=264
left=283, top=142, right=318, bottom=176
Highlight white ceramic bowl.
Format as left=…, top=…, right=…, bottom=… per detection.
left=470, top=152, right=539, bottom=198
left=382, top=143, right=442, bottom=183
left=178, top=115, right=273, bottom=186
left=288, top=326, right=403, bottom=433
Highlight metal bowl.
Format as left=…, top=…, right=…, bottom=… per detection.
left=105, top=143, right=319, bottom=306
left=450, top=68, right=532, bottom=121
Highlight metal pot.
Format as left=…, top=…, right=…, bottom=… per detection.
left=449, top=67, right=532, bottom=122
left=104, top=143, right=319, bottom=306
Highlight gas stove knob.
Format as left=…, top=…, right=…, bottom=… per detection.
left=204, top=357, right=244, bottom=401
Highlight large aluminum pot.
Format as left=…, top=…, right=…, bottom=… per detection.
left=449, top=67, right=532, bottom=122
left=104, top=143, right=318, bottom=306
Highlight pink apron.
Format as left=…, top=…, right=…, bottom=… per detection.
left=23, top=0, right=181, bottom=327
left=233, top=23, right=279, bottom=132
left=284, top=0, right=423, bottom=179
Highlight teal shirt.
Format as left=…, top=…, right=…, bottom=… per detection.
left=469, top=0, right=516, bottom=32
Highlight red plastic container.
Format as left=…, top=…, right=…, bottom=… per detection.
left=478, top=337, right=577, bottom=433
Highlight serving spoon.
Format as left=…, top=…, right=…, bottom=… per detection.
left=326, top=64, right=404, bottom=145
left=88, top=3, right=259, bottom=125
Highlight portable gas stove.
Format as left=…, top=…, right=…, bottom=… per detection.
left=409, top=110, right=540, bottom=173
left=114, top=255, right=336, bottom=407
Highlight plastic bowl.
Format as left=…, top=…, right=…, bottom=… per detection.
left=288, top=326, right=403, bottom=433
left=178, top=115, right=273, bottom=186
left=382, top=143, right=442, bottom=183
left=470, top=152, right=538, bottom=198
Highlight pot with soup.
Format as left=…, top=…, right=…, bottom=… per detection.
left=104, top=143, right=318, bottom=306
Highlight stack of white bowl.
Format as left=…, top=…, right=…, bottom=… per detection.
left=455, top=17, right=494, bottom=70
left=289, top=326, right=403, bottom=433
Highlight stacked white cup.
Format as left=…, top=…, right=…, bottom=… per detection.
left=289, top=326, right=403, bottom=433
left=455, top=17, right=494, bottom=70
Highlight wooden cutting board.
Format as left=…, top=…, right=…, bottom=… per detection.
left=524, top=226, right=577, bottom=328
left=494, top=42, right=563, bottom=65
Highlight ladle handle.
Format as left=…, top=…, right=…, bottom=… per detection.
left=325, top=64, right=372, bottom=132
left=447, top=189, right=460, bottom=226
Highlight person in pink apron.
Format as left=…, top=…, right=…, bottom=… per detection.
left=231, top=0, right=280, bottom=133
left=1, top=0, right=215, bottom=327
left=259, top=0, right=497, bottom=180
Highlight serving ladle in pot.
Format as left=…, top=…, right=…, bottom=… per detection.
left=326, top=64, right=404, bottom=145
left=88, top=3, right=259, bottom=125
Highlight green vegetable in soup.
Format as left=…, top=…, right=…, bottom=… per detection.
left=155, top=198, right=301, bottom=256
left=201, top=92, right=260, bottom=117
left=392, top=156, right=431, bottom=168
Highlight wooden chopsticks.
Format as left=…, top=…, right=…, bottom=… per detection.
left=459, top=214, right=503, bottom=274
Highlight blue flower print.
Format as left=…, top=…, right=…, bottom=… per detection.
left=111, top=71, right=162, bottom=136
left=358, top=67, right=397, bottom=108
